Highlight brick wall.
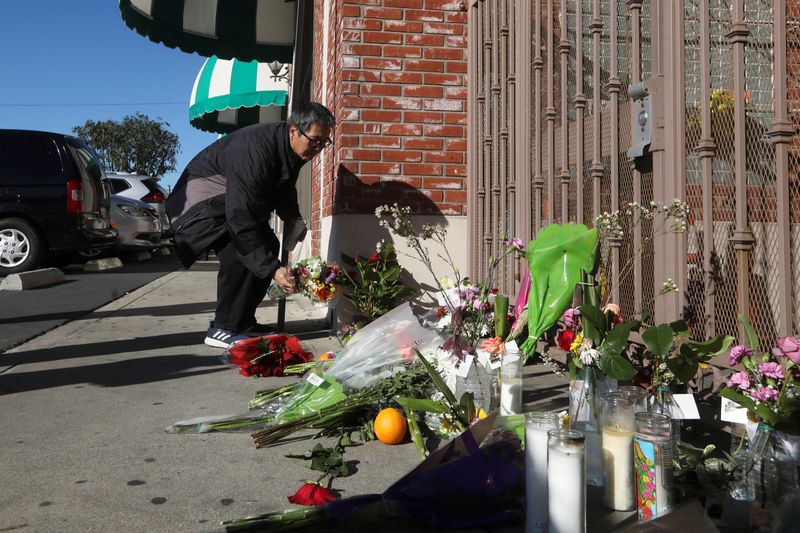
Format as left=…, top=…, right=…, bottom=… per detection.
left=310, top=0, right=468, bottom=254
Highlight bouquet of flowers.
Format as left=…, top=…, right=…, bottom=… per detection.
left=721, top=317, right=799, bottom=433
left=225, top=335, right=315, bottom=377
left=289, top=257, right=343, bottom=303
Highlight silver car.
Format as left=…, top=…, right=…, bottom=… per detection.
left=105, top=172, right=171, bottom=237
left=111, top=195, right=162, bottom=251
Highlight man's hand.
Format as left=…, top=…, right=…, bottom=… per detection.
left=273, top=266, right=295, bottom=294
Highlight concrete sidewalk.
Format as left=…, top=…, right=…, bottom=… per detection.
left=0, top=260, right=575, bottom=532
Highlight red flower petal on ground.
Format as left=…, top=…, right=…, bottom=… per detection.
left=369, top=253, right=379, bottom=261
left=287, top=483, right=338, bottom=506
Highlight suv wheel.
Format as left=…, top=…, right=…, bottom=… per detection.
left=0, top=218, right=43, bottom=275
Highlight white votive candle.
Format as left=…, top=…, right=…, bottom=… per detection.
left=602, top=426, right=635, bottom=511
left=525, top=412, right=559, bottom=533
left=547, top=429, right=586, bottom=533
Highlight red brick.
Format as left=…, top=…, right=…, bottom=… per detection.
left=362, top=136, right=402, bottom=148
left=444, top=190, right=468, bottom=203
left=425, top=0, right=464, bottom=9
left=423, top=177, right=463, bottom=188
left=406, top=9, right=444, bottom=22
left=341, top=123, right=367, bottom=134
left=363, top=7, right=403, bottom=19
left=361, top=109, right=403, bottom=122
left=424, top=151, right=463, bottom=163
left=423, top=124, right=463, bottom=137
left=382, top=71, right=423, bottom=83
left=345, top=149, right=382, bottom=161
left=341, top=95, right=381, bottom=108
left=357, top=175, right=382, bottom=186
left=342, top=30, right=362, bottom=42
left=340, top=82, right=361, bottom=95
left=361, top=84, right=402, bottom=96
left=363, top=31, right=403, bottom=44
left=446, top=61, right=468, bottom=74
left=342, top=5, right=360, bottom=16
left=384, top=20, right=424, bottom=32
left=423, top=99, right=463, bottom=111
left=424, top=22, right=462, bottom=35
left=404, top=111, right=443, bottom=123
left=444, top=87, right=467, bottom=99
left=405, top=59, right=445, bottom=72
left=445, top=11, right=467, bottom=23
left=384, top=46, right=423, bottom=58
left=404, top=163, right=442, bottom=175
left=405, top=137, right=442, bottom=150
left=380, top=176, right=423, bottom=187
left=342, top=43, right=383, bottom=56
left=363, top=57, right=403, bottom=70
left=444, top=112, right=467, bottom=125
left=360, top=162, right=402, bottom=174
left=342, top=69, right=382, bottom=82
left=383, top=150, right=423, bottom=162
left=339, top=136, right=361, bottom=148
left=385, top=0, right=424, bottom=6
left=343, top=0, right=382, bottom=4
left=445, top=36, right=467, bottom=47
left=445, top=139, right=467, bottom=151
left=444, top=164, right=467, bottom=176
left=342, top=18, right=382, bottom=30
left=383, top=97, right=422, bottom=110
left=405, top=34, right=445, bottom=46
left=383, top=123, right=423, bottom=136
left=424, top=47, right=463, bottom=60
left=424, top=73, right=462, bottom=85
left=404, top=85, right=443, bottom=98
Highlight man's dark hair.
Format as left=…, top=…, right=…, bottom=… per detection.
left=287, top=102, right=335, bottom=131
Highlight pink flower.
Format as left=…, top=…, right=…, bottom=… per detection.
left=602, top=303, right=621, bottom=316
left=752, top=387, right=779, bottom=403
left=563, top=308, right=579, bottom=329
left=773, top=336, right=800, bottom=365
left=506, top=237, right=525, bottom=250
left=727, top=371, right=751, bottom=390
left=728, top=345, right=753, bottom=366
left=758, top=362, right=784, bottom=379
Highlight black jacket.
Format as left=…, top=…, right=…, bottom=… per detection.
left=165, top=122, right=305, bottom=279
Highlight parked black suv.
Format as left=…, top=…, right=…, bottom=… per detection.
left=0, top=129, right=118, bottom=274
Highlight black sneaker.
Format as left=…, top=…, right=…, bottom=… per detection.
left=241, top=323, right=277, bottom=336
left=204, top=326, right=250, bottom=349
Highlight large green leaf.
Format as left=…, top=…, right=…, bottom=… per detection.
left=600, top=319, right=640, bottom=358
left=719, top=387, right=757, bottom=412
left=395, top=397, right=448, bottom=413
left=597, top=353, right=636, bottom=380
left=666, top=356, right=699, bottom=384
left=642, top=324, right=674, bottom=359
left=683, top=335, right=735, bottom=360
left=737, top=315, right=760, bottom=351
left=579, top=304, right=607, bottom=345
left=520, top=224, right=599, bottom=356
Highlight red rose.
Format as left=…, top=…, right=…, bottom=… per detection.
left=369, top=252, right=379, bottom=261
left=557, top=329, right=576, bottom=351
left=288, top=483, right=338, bottom=506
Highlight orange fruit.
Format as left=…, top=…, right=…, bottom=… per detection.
left=373, top=407, right=407, bottom=445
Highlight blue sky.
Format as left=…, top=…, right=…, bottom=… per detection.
left=0, top=1, right=218, bottom=192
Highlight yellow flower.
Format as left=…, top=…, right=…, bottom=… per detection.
left=570, top=333, right=584, bottom=353
left=475, top=407, right=487, bottom=420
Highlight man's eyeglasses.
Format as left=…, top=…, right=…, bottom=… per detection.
left=297, top=127, right=333, bottom=148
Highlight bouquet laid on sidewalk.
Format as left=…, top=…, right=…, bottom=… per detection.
left=224, top=335, right=314, bottom=377
left=290, top=257, right=343, bottom=303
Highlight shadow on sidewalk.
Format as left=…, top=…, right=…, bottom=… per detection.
left=0, top=301, right=220, bottom=326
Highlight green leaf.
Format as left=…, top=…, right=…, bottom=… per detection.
left=414, top=349, right=458, bottom=405
left=579, top=304, right=607, bottom=345
left=737, top=315, right=760, bottom=351
left=598, top=353, right=636, bottom=381
left=395, top=397, right=449, bottom=413
left=520, top=224, right=599, bottom=356
left=684, top=335, right=735, bottom=360
left=600, top=319, right=639, bottom=357
left=642, top=324, right=674, bottom=359
left=755, top=404, right=780, bottom=427
left=668, top=320, right=688, bottom=334
left=666, top=357, right=699, bottom=384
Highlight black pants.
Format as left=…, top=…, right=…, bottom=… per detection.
left=212, top=238, right=271, bottom=331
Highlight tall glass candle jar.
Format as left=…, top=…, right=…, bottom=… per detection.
left=618, top=385, right=648, bottom=413
left=601, top=392, right=636, bottom=511
left=547, top=429, right=586, bottom=533
left=500, top=352, right=523, bottom=415
left=525, top=412, right=559, bottom=533
left=633, top=412, right=674, bottom=521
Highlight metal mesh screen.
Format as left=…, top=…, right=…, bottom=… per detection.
left=790, top=0, right=800, bottom=335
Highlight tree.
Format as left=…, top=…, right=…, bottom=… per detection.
left=73, top=113, right=180, bottom=177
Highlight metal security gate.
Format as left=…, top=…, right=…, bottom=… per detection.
left=468, top=0, right=798, bottom=344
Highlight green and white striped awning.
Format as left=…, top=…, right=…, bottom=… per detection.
left=119, top=0, right=297, bottom=63
left=189, top=55, right=288, bottom=134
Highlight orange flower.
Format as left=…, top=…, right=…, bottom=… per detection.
left=315, top=285, right=334, bottom=301
left=480, top=336, right=505, bottom=355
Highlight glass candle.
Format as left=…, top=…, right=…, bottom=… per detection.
left=547, top=429, right=586, bottom=533
left=601, top=392, right=636, bottom=511
left=633, top=412, right=674, bottom=521
left=618, top=385, right=648, bottom=413
left=500, top=352, right=523, bottom=415
left=525, top=412, right=559, bottom=533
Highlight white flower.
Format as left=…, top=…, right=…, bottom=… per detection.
left=580, top=348, right=601, bottom=365
left=421, top=346, right=459, bottom=391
